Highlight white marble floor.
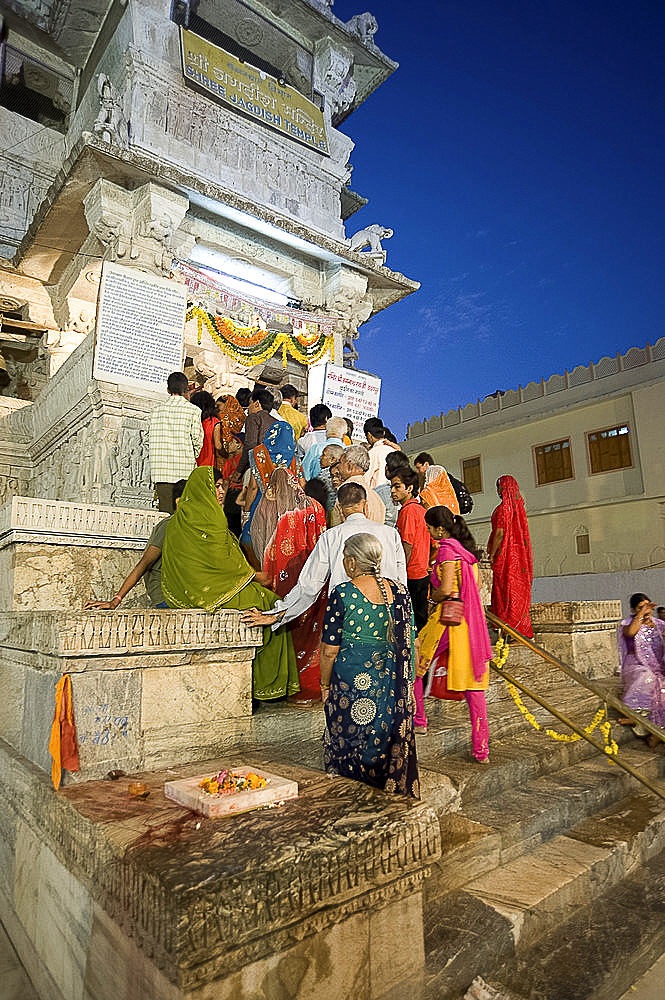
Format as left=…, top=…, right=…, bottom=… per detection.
left=0, top=922, right=38, bottom=1000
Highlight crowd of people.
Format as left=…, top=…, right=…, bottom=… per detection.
left=86, top=372, right=545, bottom=800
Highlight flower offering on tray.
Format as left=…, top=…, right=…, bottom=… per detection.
left=164, top=765, right=298, bottom=817
left=199, top=769, right=268, bottom=795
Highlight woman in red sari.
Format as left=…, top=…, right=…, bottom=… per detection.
left=487, top=475, right=534, bottom=638
left=191, top=391, right=223, bottom=468
left=251, top=467, right=328, bottom=702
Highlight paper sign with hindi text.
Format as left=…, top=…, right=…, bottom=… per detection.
left=321, top=363, right=381, bottom=428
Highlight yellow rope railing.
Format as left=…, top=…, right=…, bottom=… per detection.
left=494, top=636, right=619, bottom=756
left=488, top=621, right=665, bottom=801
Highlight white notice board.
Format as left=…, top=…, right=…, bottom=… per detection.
left=321, top=363, right=381, bottom=427
left=93, top=262, right=187, bottom=393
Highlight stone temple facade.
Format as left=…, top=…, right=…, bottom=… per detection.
left=0, top=0, right=418, bottom=510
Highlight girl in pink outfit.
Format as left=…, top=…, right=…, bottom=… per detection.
left=417, top=506, right=493, bottom=762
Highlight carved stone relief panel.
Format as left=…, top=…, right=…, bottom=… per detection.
left=30, top=412, right=154, bottom=506
left=0, top=109, right=64, bottom=257
left=326, top=269, right=374, bottom=368
left=129, top=56, right=347, bottom=238
left=313, top=37, right=356, bottom=117
left=0, top=345, right=50, bottom=401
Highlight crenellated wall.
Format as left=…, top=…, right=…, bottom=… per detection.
left=404, top=340, right=665, bottom=592
left=407, top=339, right=665, bottom=441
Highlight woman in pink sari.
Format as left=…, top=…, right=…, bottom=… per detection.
left=250, top=467, right=328, bottom=702
left=487, top=475, right=534, bottom=638
left=417, top=506, right=493, bottom=762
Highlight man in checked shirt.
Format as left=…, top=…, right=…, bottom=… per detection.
left=148, top=372, right=204, bottom=511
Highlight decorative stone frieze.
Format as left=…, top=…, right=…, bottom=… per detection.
left=0, top=495, right=162, bottom=544
left=530, top=601, right=622, bottom=627
left=0, top=108, right=64, bottom=258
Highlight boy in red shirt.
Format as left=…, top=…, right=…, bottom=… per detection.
left=391, top=464, right=431, bottom=734
left=390, top=466, right=430, bottom=632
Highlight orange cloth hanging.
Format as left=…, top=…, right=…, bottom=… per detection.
left=48, top=674, right=80, bottom=790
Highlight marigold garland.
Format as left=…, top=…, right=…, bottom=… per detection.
left=187, top=305, right=334, bottom=368
left=492, top=636, right=618, bottom=756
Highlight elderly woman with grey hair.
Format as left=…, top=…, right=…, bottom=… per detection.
left=319, top=532, right=419, bottom=797
left=330, top=443, right=387, bottom=525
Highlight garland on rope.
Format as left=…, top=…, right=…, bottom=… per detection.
left=187, top=305, right=334, bottom=368
left=492, top=636, right=619, bottom=757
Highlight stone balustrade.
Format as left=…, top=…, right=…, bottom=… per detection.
left=0, top=495, right=165, bottom=611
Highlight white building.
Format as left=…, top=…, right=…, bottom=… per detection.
left=405, top=341, right=665, bottom=607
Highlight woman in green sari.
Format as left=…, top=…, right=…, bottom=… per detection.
left=161, top=466, right=299, bottom=701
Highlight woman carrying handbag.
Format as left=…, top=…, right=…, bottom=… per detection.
left=417, top=505, right=494, bottom=763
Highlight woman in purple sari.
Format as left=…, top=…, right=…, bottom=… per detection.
left=618, top=592, right=665, bottom=738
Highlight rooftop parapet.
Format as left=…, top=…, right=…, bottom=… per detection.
left=407, top=339, right=665, bottom=440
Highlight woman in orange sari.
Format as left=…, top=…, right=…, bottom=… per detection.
left=216, top=394, right=246, bottom=455
left=419, top=465, right=460, bottom=515
left=487, top=475, right=534, bottom=637
left=251, top=466, right=328, bottom=701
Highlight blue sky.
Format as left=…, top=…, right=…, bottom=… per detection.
left=333, top=1, right=665, bottom=438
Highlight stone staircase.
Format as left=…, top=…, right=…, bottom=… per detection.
left=246, top=660, right=665, bottom=1000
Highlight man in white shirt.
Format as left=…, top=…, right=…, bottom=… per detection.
left=364, top=417, right=397, bottom=490
left=240, top=482, right=406, bottom=631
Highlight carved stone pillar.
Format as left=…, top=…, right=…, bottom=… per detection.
left=326, top=269, right=374, bottom=368
left=82, top=178, right=194, bottom=277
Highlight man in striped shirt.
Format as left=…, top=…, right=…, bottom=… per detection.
left=148, top=372, right=204, bottom=511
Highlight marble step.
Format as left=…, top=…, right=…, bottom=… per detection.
left=237, top=674, right=615, bottom=771
left=417, top=698, right=637, bottom=811
left=421, top=752, right=665, bottom=999
left=425, top=742, right=664, bottom=894
left=487, top=844, right=665, bottom=1000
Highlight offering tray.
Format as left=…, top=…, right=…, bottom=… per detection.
left=164, top=765, right=298, bottom=818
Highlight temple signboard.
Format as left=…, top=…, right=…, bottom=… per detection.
left=180, top=28, right=329, bottom=155
left=320, top=363, right=381, bottom=427
left=93, top=263, right=187, bottom=392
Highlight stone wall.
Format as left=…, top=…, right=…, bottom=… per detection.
left=0, top=608, right=262, bottom=779
left=0, top=496, right=165, bottom=610
left=0, top=335, right=159, bottom=506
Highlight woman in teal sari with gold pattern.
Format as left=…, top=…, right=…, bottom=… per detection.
left=319, top=532, right=419, bottom=798
left=161, top=466, right=299, bottom=701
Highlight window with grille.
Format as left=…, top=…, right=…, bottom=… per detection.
left=461, top=456, right=482, bottom=494
left=534, top=438, right=574, bottom=485
left=587, top=424, right=632, bottom=474
left=576, top=533, right=590, bottom=554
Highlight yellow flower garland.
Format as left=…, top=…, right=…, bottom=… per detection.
left=492, top=637, right=618, bottom=756
left=187, top=306, right=334, bottom=367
